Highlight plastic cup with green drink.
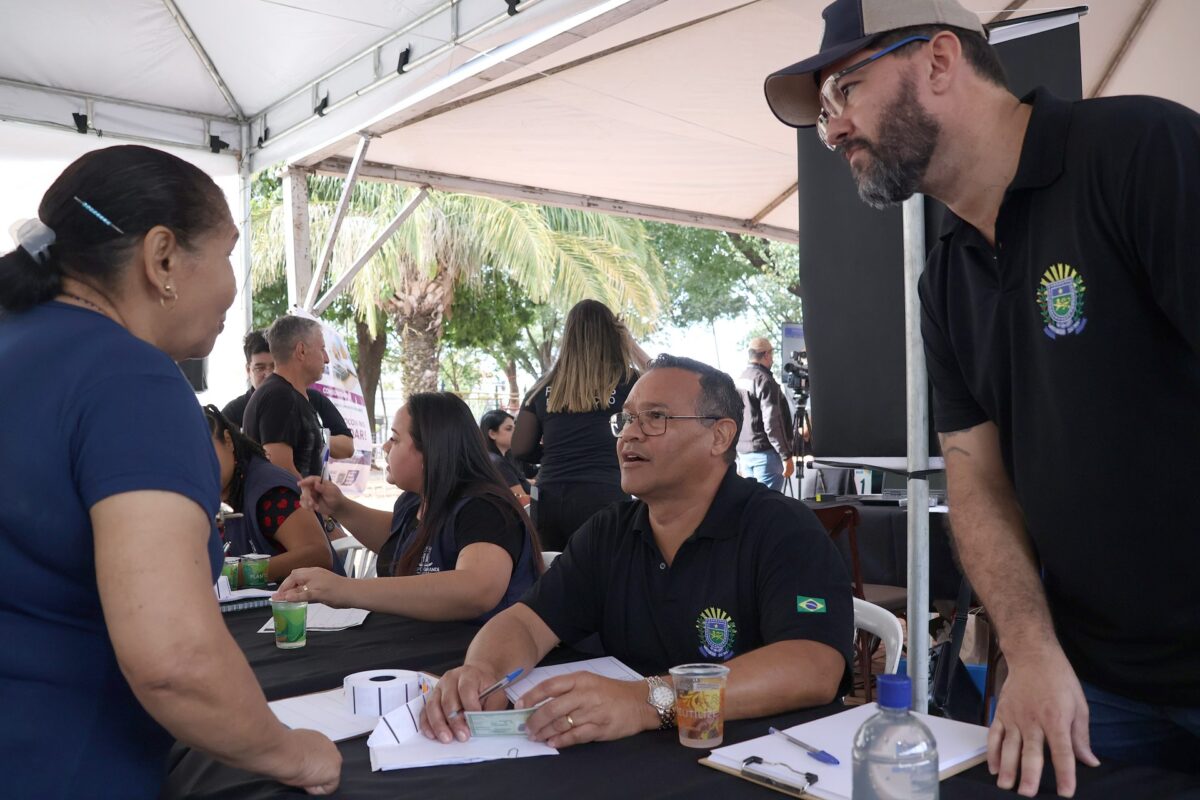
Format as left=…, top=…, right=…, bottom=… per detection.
left=271, top=600, right=308, bottom=649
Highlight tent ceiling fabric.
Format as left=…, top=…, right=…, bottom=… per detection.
left=0, top=1, right=1196, bottom=236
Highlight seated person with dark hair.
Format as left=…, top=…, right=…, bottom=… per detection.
left=271, top=392, right=542, bottom=624
left=223, top=329, right=353, bottom=459
left=421, top=355, right=853, bottom=748
left=205, top=406, right=342, bottom=583
left=480, top=408, right=531, bottom=504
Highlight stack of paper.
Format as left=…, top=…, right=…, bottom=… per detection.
left=504, top=656, right=643, bottom=702
left=704, top=704, right=988, bottom=800
left=257, top=604, right=371, bottom=633
left=269, top=689, right=377, bottom=742
left=367, top=676, right=557, bottom=770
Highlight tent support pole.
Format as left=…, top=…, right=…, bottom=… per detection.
left=283, top=167, right=313, bottom=308
left=239, top=125, right=254, bottom=330
left=903, top=194, right=931, bottom=712
left=314, top=188, right=429, bottom=316
left=305, top=134, right=371, bottom=311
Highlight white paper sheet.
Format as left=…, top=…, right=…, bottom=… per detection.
left=706, top=704, right=988, bottom=800
left=369, top=736, right=558, bottom=771
left=269, top=689, right=375, bottom=742
left=363, top=675, right=559, bottom=770
left=504, top=656, right=643, bottom=703
left=258, top=604, right=371, bottom=633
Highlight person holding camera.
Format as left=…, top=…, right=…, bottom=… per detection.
left=735, top=337, right=794, bottom=492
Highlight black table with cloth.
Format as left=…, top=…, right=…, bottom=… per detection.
left=806, top=499, right=962, bottom=602
left=162, top=610, right=1200, bottom=799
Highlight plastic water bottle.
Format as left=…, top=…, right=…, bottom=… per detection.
left=852, top=674, right=939, bottom=800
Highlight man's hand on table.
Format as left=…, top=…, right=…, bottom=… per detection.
left=988, top=644, right=1099, bottom=798
left=419, top=665, right=510, bottom=743
left=517, top=672, right=654, bottom=749
left=273, top=567, right=353, bottom=607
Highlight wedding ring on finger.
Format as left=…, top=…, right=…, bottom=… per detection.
left=566, top=714, right=575, bottom=728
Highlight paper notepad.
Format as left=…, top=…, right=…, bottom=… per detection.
left=703, top=704, right=988, bottom=800
left=504, top=656, right=643, bottom=702
left=257, top=604, right=371, bottom=633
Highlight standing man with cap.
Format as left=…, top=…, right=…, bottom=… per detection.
left=736, top=336, right=794, bottom=492
left=764, top=1, right=1200, bottom=796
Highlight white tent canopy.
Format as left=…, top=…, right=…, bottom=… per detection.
left=3, top=1, right=1196, bottom=244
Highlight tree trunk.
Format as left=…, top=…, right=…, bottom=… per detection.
left=387, top=271, right=451, bottom=395
left=503, top=359, right=519, bottom=411
left=355, top=317, right=388, bottom=437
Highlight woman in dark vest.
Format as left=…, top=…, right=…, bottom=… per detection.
left=204, top=406, right=342, bottom=582
left=479, top=408, right=531, bottom=504
left=273, top=392, right=542, bottom=623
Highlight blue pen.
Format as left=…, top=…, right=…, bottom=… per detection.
left=769, top=726, right=840, bottom=766
left=447, top=668, right=524, bottom=719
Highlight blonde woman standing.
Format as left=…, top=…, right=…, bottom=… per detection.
left=511, top=300, right=649, bottom=551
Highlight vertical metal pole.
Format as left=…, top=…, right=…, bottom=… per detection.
left=283, top=167, right=312, bottom=308
left=239, top=126, right=253, bottom=330
left=903, top=193, right=930, bottom=712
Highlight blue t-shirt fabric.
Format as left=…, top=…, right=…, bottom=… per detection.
left=0, top=302, right=222, bottom=799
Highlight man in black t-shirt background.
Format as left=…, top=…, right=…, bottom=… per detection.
left=222, top=330, right=353, bottom=459
left=764, top=0, right=1200, bottom=793
left=420, top=355, right=851, bottom=750
left=243, top=316, right=330, bottom=479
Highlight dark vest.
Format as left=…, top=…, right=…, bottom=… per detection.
left=223, top=456, right=345, bottom=577
left=380, top=490, right=537, bottom=623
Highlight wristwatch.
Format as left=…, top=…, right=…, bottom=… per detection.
left=646, top=676, right=677, bottom=729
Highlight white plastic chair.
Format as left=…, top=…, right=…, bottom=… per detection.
left=331, top=536, right=378, bottom=579
left=541, top=551, right=562, bottom=571
left=853, top=596, right=904, bottom=675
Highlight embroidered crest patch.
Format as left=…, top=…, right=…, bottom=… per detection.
left=696, top=607, right=738, bottom=660
left=1036, top=263, right=1088, bottom=339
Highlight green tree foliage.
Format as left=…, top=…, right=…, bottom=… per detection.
left=646, top=222, right=803, bottom=345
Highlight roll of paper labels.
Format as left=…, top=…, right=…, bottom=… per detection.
left=343, top=669, right=431, bottom=716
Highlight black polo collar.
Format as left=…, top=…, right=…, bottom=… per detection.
left=938, top=87, right=1073, bottom=244
left=630, top=466, right=754, bottom=545
left=1009, top=88, right=1072, bottom=192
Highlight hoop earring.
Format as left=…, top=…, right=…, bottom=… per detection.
left=160, top=285, right=178, bottom=310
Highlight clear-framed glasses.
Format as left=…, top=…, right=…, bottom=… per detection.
left=816, top=35, right=931, bottom=151
left=610, top=410, right=723, bottom=437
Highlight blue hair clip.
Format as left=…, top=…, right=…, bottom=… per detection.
left=72, top=196, right=125, bottom=235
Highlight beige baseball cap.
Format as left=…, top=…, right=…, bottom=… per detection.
left=763, top=0, right=983, bottom=128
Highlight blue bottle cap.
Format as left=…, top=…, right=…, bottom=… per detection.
left=877, top=674, right=911, bottom=710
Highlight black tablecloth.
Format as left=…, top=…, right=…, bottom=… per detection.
left=162, top=611, right=1200, bottom=800
left=224, top=607, right=485, bottom=701
left=807, top=500, right=962, bottom=602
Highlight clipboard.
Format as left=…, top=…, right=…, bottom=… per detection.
left=700, top=750, right=988, bottom=799
left=700, top=756, right=820, bottom=799
left=698, top=704, right=990, bottom=799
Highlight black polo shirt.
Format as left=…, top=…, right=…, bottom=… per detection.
left=242, top=374, right=325, bottom=478
left=919, top=89, right=1200, bottom=705
left=521, top=467, right=853, bottom=691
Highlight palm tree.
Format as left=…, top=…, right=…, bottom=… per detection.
left=253, top=174, right=666, bottom=401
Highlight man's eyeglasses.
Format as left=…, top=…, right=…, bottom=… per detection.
left=816, top=35, right=930, bottom=151
left=610, top=410, right=723, bottom=437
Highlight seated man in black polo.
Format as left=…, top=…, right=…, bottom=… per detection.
left=421, top=354, right=853, bottom=748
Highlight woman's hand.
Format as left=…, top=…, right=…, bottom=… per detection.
left=298, top=476, right=346, bottom=517
left=273, top=567, right=355, bottom=608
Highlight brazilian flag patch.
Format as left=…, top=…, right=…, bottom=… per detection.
left=796, top=596, right=827, bottom=614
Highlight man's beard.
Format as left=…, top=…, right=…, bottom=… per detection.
left=844, top=77, right=940, bottom=209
